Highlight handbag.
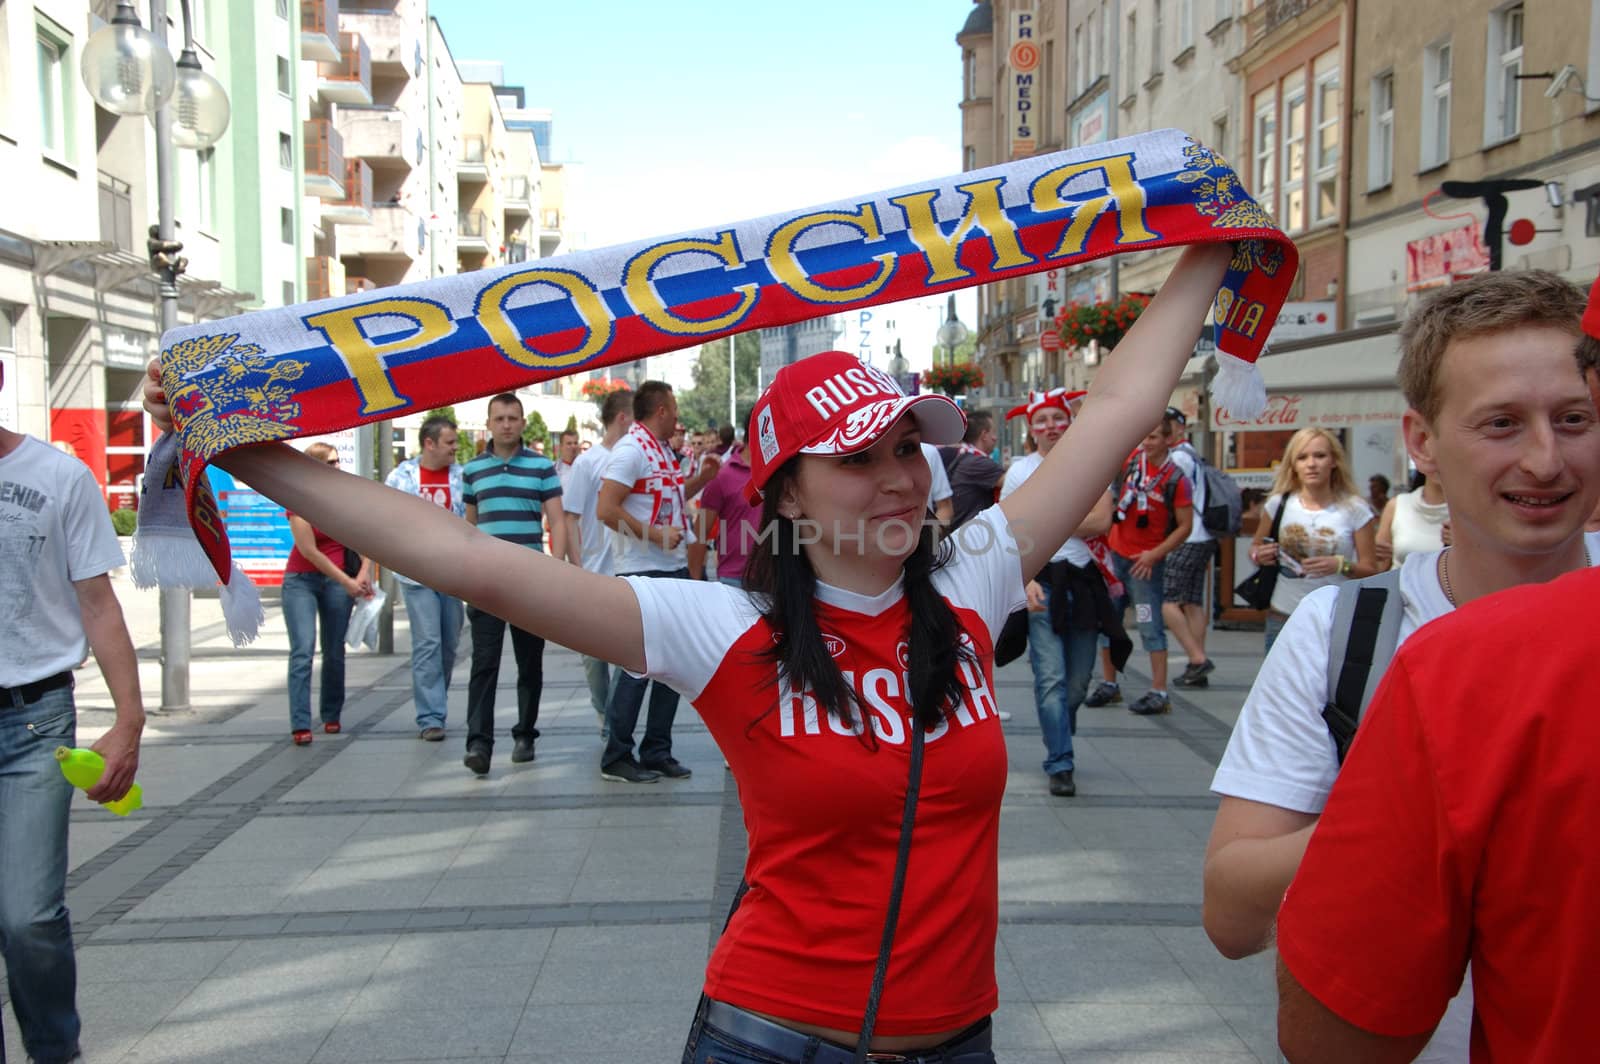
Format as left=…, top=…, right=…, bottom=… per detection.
left=340, top=544, right=363, bottom=578
left=1234, top=493, right=1288, bottom=610
left=992, top=609, right=1030, bottom=668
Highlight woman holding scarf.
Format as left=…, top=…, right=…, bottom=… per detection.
left=143, top=244, right=1232, bottom=1064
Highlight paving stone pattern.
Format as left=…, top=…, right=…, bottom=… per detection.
left=0, top=575, right=1279, bottom=1063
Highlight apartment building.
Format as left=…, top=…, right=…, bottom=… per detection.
left=1347, top=0, right=1600, bottom=323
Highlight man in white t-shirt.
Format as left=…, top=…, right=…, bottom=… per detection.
left=563, top=388, right=632, bottom=735
left=0, top=362, right=145, bottom=1063
left=596, top=381, right=718, bottom=783
left=1202, top=270, right=1600, bottom=1063
left=1161, top=408, right=1217, bottom=687
left=555, top=429, right=581, bottom=492
left=921, top=442, right=954, bottom=526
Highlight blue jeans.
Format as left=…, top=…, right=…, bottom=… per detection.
left=1264, top=610, right=1289, bottom=654
left=603, top=568, right=687, bottom=768
left=1026, top=593, right=1099, bottom=775
left=401, top=582, right=462, bottom=730
left=1111, top=552, right=1168, bottom=652
left=0, top=683, right=80, bottom=1063
left=281, top=571, right=355, bottom=733
left=682, top=1000, right=995, bottom=1064
left=582, top=654, right=614, bottom=727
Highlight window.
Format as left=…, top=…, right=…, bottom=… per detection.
left=1369, top=71, right=1395, bottom=189
left=1281, top=79, right=1307, bottom=229
left=964, top=145, right=976, bottom=171
left=36, top=19, right=72, bottom=161
left=1073, top=26, right=1085, bottom=97
left=275, top=0, right=288, bottom=17
left=1043, top=39, right=1056, bottom=143
left=280, top=207, right=294, bottom=244
left=1152, top=0, right=1164, bottom=73
left=276, top=56, right=290, bottom=95
left=279, top=132, right=293, bottom=169
left=181, top=147, right=215, bottom=231
left=1215, top=0, right=1232, bottom=25
left=1311, top=52, right=1340, bottom=223
left=1487, top=3, right=1524, bottom=142
left=1253, top=89, right=1277, bottom=217
left=0, top=1, right=12, bottom=132
left=963, top=49, right=976, bottom=100
left=1125, top=11, right=1138, bottom=98
left=1089, top=8, right=1101, bottom=81
left=1212, top=110, right=1229, bottom=160
left=1178, top=0, right=1195, bottom=52
left=282, top=281, right=295, bottom=306
left=1422, top=40, right=1452, bottom=168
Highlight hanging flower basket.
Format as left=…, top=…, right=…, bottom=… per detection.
left=1056, top=291, right=1153, bottom=352
left=921, top=362, right=984, bottom=395
left=580, top=377, right=630, bottom=405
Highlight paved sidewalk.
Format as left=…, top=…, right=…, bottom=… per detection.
left=3, top=567, right=1278, bottom=1064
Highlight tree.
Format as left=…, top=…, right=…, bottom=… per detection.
left=563, top=413, right=578, bottom=435
left=931, top=332, right=978, bottom=367
left=677, top=333, right=760, bottom=431
left=521, top=409, right=550, bottom=450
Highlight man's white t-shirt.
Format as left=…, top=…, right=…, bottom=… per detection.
left=1168, top=444, right=1212, bottom=544
left=921, top=443, right=953, bottom=507
left=1213, top=532, right=1600, bottom=1064
left=565, top=440, right=615, bottom=575
left=998, top=451, right=1091, bottom=566
left=602, top=431, right=693, bottom=574
left=0, top=436, right=128, bottom=686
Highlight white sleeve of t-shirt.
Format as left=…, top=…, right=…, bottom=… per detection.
left=565, top=452, right=597, bottom=518
left=622, top=576, right=762, bottom=701
left=65, top=464, right=127, bottom=580
left=602, top=437, right=645, bottom=487
left=935, top=506, right=1029, bottom=644
left=922, top=443, right=953, bottom=503
left=1211, top=583, right=1342, bottom=814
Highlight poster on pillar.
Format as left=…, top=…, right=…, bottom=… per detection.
left=1010, top=1, right=1038, bottom=157
left=0, top=349, right=16, bottom=432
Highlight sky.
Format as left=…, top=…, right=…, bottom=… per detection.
left=430, top=0, right=980, bottom=370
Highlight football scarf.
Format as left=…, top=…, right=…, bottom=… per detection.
left=625, top=421, right=691, bottom=536
left=141, top=128, right=1295, bottom=642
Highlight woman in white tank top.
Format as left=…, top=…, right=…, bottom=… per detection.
left=1376, top=477, right=1448, bottom=569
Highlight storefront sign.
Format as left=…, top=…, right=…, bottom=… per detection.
left=1213, top=389, right=1406, bottom=430
left=1405, top=223, right=1489, bottom=291
left=206, top=466, right=293, bottom=586
left=102, top=328, right=153, bottom=371
left=1010, top=2, right=1038, bottom=156
left=1073, top=90, right=1109, bottom=147
left=1267, top=302, right=1336, bottom=344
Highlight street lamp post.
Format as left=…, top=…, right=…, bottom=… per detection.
left=83, top=0, right=230, bottom=713
left=935, top=295, right=969, bottom=371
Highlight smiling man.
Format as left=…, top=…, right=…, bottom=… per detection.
left=1199, top=270, right=1600, bottom=1061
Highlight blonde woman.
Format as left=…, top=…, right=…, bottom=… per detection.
left=1248, top=428, right=1378, bottom=650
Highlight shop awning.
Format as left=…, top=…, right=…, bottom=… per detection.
left=1180, top=326, right=1405, bottom=431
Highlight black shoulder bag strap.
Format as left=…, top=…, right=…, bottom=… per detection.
left=853, top=718, right=926, bottom=1062
left=1321, top=570, right=1403, bottom=763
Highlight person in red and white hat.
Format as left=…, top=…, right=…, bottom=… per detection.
left=141, top=243, right=1233, bottom=1061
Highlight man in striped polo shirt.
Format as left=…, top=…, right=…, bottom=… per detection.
left=460, top=393, right=567, bottom=776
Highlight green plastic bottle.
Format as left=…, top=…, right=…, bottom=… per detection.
left=54, top=747, right=143, bottom=816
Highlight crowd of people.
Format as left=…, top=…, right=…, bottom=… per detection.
left=7, top=252, right=1600, bottom=1061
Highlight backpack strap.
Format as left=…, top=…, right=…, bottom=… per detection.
left=1321, top=569, right=1403, bottom=764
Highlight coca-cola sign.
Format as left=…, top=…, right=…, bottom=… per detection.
left=1215, top=394, right=1304, bottom=428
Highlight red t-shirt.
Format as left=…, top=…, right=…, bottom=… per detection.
left=284, top=512, right=347, bottom=573
left=625, top=508, right=1026, bottom=1035
left=418, top=464, right=453, bottom=511
left=1108, top=454, right=1191, bottom=557
left=1278, top=565, right=1600, bottom=1059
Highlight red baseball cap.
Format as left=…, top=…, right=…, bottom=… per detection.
left=746, top=351, right=966, bottom=503
left=1584, top=274, right=1600, bottom=342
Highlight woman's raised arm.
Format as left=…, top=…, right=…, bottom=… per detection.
left=143, top=364, right=645, bottom=672
left=1000, top=243, right=1233, bottom=578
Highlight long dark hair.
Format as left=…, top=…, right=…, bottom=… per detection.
left=742, top=459, right=974, bottom=733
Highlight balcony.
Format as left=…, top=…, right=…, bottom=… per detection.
left=337, top=111, right=417, bottom=171
left=304, top=119, right=345, bottom=200
left=318, top=32, right=372, bottom=105
left=345, top=275, right=378, bottom=295
left=322, top=158, right=373, bottom=225
left=339, top=4, right=417, bottom=77
left=340, top=203, right=421, bottom=261
left=503, top=175, right=532, bottom=215
left=538, top=207, right=562, bottom=258
left=458, top=136, right=488, bottom=182
left=306, top=255, right=346, bottom=302
left=300, top=0, right=340, bottom=63
left=458, top=209, right=489, bottom=252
